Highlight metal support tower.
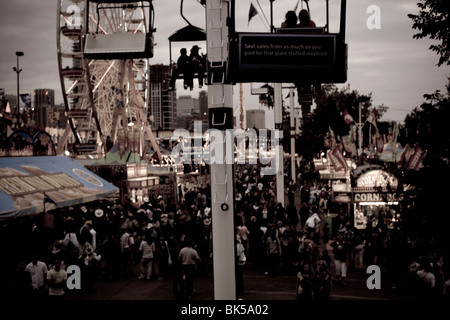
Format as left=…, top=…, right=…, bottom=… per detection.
left=289, top=87, right=296, bottom=184
left=274, top=83, right=284, bottom=207
left=206, top=0, right=236, bottom=300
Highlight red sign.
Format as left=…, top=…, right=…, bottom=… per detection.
left=406, top=145, right=424, bottom=171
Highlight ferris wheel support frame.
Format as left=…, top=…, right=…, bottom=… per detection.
left=57, top=1, right=161, bottom=161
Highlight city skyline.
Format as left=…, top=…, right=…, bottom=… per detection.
left=0, top=0, right=448, bottom=124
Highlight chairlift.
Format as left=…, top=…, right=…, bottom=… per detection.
left=167, top=0, right=207, bottom=89
left=227, top=0, right=348, bottom=85
left=83, top=0, right=155, bottom=60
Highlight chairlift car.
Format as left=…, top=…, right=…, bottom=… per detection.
left=167, top=0, right=207, bottom=89
left=83, top=0, right=155, bottom=60
left=227, top=0, right=348, bottom=85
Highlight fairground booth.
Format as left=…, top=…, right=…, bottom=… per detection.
left=351, top=165, right=401, bottom=230
left=332, top=164, right=402, bottom=231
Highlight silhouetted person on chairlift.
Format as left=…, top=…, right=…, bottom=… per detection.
left=189, top=45, right=206, bottom=89
left=281, top=10, right=298, bottom=28
left=169, top=48, right=193, bottom=91
left=298, top=9, right=316, bottom=28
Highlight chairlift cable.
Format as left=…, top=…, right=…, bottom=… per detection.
left=254, top=0, right=271, bottom=30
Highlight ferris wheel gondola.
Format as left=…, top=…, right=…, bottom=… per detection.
left=56, top=0, right=161, bottom=161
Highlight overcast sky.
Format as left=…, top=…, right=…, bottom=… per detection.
left=0, top=0, right=448, bottom=125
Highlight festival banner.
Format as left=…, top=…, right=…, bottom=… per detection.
left=406, top=145, right=425, bottom=171
left=329, top=144, right=348, bottom=172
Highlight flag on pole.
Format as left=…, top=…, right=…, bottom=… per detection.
left=343, top=109, right=354, bottom=125
left=391, top=122, right=399, bottom=157
left=3, top=101, right=12, bottom=120
left=20, top=93, right=32, bottom=108
left=367, top=108, right=378, bottom=126
left=366, top=108, right=384, bottom=154
left=329, top=144, right=348, bottom=172
left=5, top=100, right=11, bottom=114
left=324, top=126, right=337, bottom=149
left=373, top=130, right=384, bottom=154
left=47, top=94, right=51, bottom=106
left=248, top=3, right=258, bottom=26
left=399, top=143, right=412, bottom=165
left=43, top=192, right=57, bottom=205
left=342, top=133, right=357, bottom=157
left=406, top=145, right=425, bottom=171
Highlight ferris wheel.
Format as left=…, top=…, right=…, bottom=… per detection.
left=56, top=0, right=161, bottom=160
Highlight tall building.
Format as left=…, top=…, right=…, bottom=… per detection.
left=246, top=109, right=265, bottom=130
left=176, top=91, right=209, bottom=131
left=34, top=89, right=54, bottom=129
left=177, top=95, right=199, bottom=129
left=149, top=64, right=176, bottom=131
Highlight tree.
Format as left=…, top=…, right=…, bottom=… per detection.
left=401, top=81, right=450, bottom=253
left=310, top=85, right=391, bottom=156
left=408, top=0, right=450, bottom=66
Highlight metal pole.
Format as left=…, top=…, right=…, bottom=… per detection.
left=290, top=87, right=296, bottom=184
left=270, top=0, right=274, bottom=33
left=16, top=55, right=19, bottom=117
left=14, top=51, right=24, bottom=122
left=206, top=0, right=236, bottom=300
left=358, top=101, right=362, bottom=156
left=274, top=82, right=284, bottom=207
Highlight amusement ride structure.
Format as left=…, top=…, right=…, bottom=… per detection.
left=56, top=0, right=348, bottom=300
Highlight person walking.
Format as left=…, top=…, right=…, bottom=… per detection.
left=47, top=259, right=67, bottom=298
left=296, top=263, right=314, bottom=302
left=178, top=238, right=201, bottom=298
left=312, top=260, right=332, bottom=301
left=120, top=228, right=134, bottom=275
left=266, top=229, right=281, bottom=277
left=25, top=254, right=48, bottom=297
left=331, top=233, right=348, bottom=286
left=138, top=234, right=156, bottom=280
left=236, top=234, right=247, bottom=297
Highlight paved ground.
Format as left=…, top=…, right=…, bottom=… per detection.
left=64, top=242, right=406, bottom=301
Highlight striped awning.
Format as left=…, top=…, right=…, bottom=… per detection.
left=0, top=156, right=118, bottom=219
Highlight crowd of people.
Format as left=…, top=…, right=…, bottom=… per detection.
left=1, top=159, right=450, bottom=301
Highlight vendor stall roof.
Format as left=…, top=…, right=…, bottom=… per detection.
left=0, top=156, right=118, bottom=219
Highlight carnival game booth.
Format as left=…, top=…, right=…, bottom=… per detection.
left=0, top=156, right=118, bottom=220
left=351, top=165, right=401, bottom=230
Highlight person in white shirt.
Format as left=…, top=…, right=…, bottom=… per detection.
left=178, top=239, right=201, bottom=297
left=138, top=234, right=156, bottom=280
left=120, top=229, right=134, bottom=274
left=47, top=260, right=67, bottom=297
left=25, top=254, right=48, bottom=296
left=305, top=210, right=321, bottom=244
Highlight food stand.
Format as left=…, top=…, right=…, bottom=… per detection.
left=351, top=165, right=401, bottom=230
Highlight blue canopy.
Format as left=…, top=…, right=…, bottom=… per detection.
left=0, top=156, right=118, bottom=219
